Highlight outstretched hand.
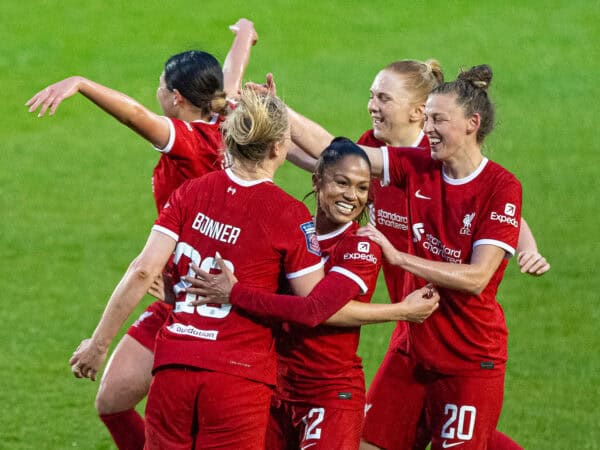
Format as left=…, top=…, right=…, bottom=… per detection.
left=229, top=18, right=258, bottom=46
left=401, top=284, right=440, bottom=323
left=517, top=251, right=550, bottom=276
left=26, top=76, right=83, bottom=117
left=245, top=73, right=277, bottom=97
left=183, top=256, right=238, bottom=306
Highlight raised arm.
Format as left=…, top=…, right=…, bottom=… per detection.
left=26, top=76, right=171, bottom=148
left=516, top=217, right=550, bottom=275
left=69, top=231, right=175, bottom=380
left=223, top=18, right=258, bottom=98
left=358, top=224, right=505, bottom=295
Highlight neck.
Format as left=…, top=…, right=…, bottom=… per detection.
left=314, top=210, right=347, bottom=235
left=230, top=159, right=275, bottom=181
left=176, top=104, right=213, bottom=123
left=441, top=143, right=483, bottom=179
left=384, top=125, right=422, bottom=147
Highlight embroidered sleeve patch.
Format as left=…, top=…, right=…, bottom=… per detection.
left=300, top=221, right=321, bottom=256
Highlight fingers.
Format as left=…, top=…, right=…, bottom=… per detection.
left=518, top=252, right=551, bottom=276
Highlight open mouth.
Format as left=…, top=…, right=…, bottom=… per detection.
left=335, top=201, right=356, bottom=214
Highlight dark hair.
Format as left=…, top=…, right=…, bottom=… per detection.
left=312, top=137, right=372, bottom=224
left=164, top=50, right=227, bottom=116
left=432, top=64, right=494, bottom=143
left=222, top=89, right=288, bottom=163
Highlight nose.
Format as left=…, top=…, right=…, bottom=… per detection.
left=343, top=186, right=358, bottom=201
left=368, top=97, right=378, bottom=113
left=423, top=116, right=434, bottom=134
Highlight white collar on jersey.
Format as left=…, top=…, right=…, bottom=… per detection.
left=412, top=130, right=425, bottom=147
left=442, top=157, right=489, bottom=185
left=316, top=220, right=353, bottom=241
left=191, top=113, right=219, bottom=125
left=225, top=168, right=273, bottom=186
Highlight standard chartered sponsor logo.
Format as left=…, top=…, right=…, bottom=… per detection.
left=376, top=209, right=408, bottom=231
left=422, top=234, right=462, bottom=263
left=490, top=211, right=519, bottom=227
left=167, top=323, right=219, bottom=341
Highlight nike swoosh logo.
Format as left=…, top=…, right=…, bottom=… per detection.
left=442, top=441, right=465, bottom=448
left=301, top=444, right=317, bottom=450
left=415, top=189, right=431, bottom=200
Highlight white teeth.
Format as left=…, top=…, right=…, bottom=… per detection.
left=336, top=202, right=355, bottom=213
left=429, top=137, right=441, bottom=145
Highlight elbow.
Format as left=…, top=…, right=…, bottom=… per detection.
left=128, top=257, right=160, bottom=283
left=463, top=274, right=491, bottom=295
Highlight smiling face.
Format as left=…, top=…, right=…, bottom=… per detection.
left=423, top=93, right=476, bottom=163
left=314, top=155, right=371, bottom=234
left=368, top=70, right=420, bottom=146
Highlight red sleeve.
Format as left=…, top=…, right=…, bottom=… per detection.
left=152, top=180, right=190, bottom=241
left=329, top=234, right=381, bottom=297
left=473, top=174, right=522, bottom=256
left=230, top=272, right=360, bottom=327
left=272, top=202, right=323, bottom=279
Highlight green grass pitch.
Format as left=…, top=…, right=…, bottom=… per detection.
left=1, top=0, right=598, bottom=448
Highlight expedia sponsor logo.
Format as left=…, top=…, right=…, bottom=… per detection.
left=358, top=241, right=370, bottom=253
left=490, top=211, right=519, bottom=227
left=504, top=203, right=516, bottom=216
left=343, top=252, right=378, bottom=264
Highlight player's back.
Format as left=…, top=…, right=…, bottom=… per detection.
left=153, top=168, right=323, bottom=384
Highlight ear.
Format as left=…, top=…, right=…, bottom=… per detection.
left=311, top=173, right=320, bottom=192
left=409, top=103, right=426, bottom=124
left=172, top=89, right=185, bottom=106
left=466, top=113, right=481, bottom=136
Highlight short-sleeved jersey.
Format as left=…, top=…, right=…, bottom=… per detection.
left=358, top=129, right=429, bottom=353
left=152, top=169, right=324, bottom=385
left=382, top=148, right=522, bottom=375
left=276, top=221, right=382, bottom=409
left=152, top=115, right=225, bottom=212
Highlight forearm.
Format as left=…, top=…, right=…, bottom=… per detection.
left=223, top=27, right=256, bottom=98
left=391, top=251, right=495, bottom=295
left=77, top=78, right=168, bottom=146
left=230, top=272, right=358, bottom=327
left=288, top=106, right=334, bottom=158
left=90, top=262, right=158, bottom=351
left=325, top=301, right=411, bottom=327
left=516, top=217, right=538, bottom=253
left=286, top=144, right=318, bottom=172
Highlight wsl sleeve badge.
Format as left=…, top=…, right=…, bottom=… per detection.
left=300, top=221, right=321, bottom=256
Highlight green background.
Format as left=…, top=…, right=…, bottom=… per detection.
left=2, top=0, right=598, bottom=448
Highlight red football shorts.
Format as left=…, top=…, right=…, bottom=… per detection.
left=126, top=301, right=172, bottom=351
left=145, top=367, right=272, bottom=450
left=363, top=349, right=505, bottom=450
left=267, top=396, right=363, bottom=450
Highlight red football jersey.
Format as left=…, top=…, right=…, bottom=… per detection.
left=152, top=169, right=323, bottom=385
left=358, top=129, right=428, bottom=353
left=152, top=115, right=225, bottom=212
left=383, top=148, right=522, bottom=375
left=276, top=221, right=382, bottom=409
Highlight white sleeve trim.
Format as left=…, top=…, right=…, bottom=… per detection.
left=329, top=266, right=368, bottom=294
left=380, top=146, right=391, bottom=186
left=153, top=117, right=176, bottom=153
left=286, top=260, right=324, bottom=279
left=152, top=224, right=179, bottom=242
left=473, top=238, right=515, bottom=257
